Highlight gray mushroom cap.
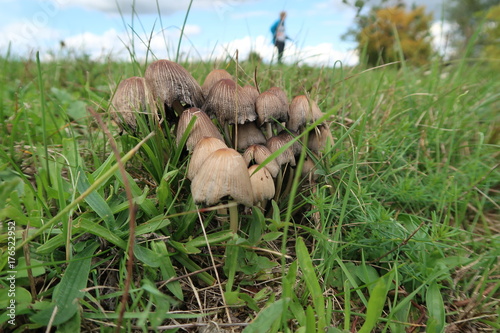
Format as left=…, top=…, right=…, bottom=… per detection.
left=248, top=165, right=275, bottom=203
left=243, top=144, right=280, bottom=178
left=202, top=79, right=257, bottom=125
left=287, top=95, right=323, bottom=132
left=255, top=91, right=289, bottom=126
left=176, top=107, right=224, bottom=151
left=187, top=137, right=228, bottom=180
left=201, top=69, right=233, bottom=99
left=110, top=76, right=153, bottom=133
left=191, top=148, right=254, bottom=207
left=145, top=59, right=204, bottom=120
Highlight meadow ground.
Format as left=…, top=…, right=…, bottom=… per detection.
left=0, top=49, right=498, bottom=332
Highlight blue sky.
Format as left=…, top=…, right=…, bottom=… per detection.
left=0, top=0, right=447, bottom=66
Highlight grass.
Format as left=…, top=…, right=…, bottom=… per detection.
left=0, top=41, right=499, bottom=332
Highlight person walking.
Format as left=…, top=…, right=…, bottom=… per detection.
left=270, top=11, right=289, bottom=63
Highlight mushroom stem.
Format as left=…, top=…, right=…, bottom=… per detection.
left=265, top=122, right=273, bottom=139
left=274, top=166, right=286, bottom=202
left=229, top=202, right=239, bottom=233
left=282, top=167, right=296, bottom=199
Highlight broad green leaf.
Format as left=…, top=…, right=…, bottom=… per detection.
left=152, top=241, right=184, bottom=301
left=30, top=243, right=99, bottom=326
left=76, top=167, right=116, bottom=230
left=426, top=282, right=445, bottom=333
left=134, top=244, right=161, bottom=267
left=243, top=298, right=285, bottom=333
left=358, top=272, right=392, bottom=333
left=15, top=258, right=46, bottom=278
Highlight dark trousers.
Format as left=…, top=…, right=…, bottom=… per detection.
left=275, top=41, right=285, bottom=63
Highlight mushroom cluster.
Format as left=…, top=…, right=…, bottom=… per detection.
left=110, top=59, right=331, bottom=232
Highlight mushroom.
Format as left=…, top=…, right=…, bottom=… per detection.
left=266, top=86, right=288, bottom=106
left=242, top=85, right=260, bottom=103
left=191, top=148, right=254, bottom=232
left=248, top=164, right=275, bottom=208
left=306, top=123, right=332, bottom=153
left=266, top=135, right=296, bottom=167
left=176, top=107, right=224, bottom=151
left=266, top=135, right=296, bottom=200
left=287, top=95, right=323, bottom=132
left=235, top=122, right=267, bottom=151
left=277, top=130, right=302, bottom=157
left=255, top=91, right=288, bottom=138
left=201, top=69, right=233, bottom=99
left=243, top=144, right=280, bottom=178
left=144, top=59, right=204, bottom=123
left=187, top=137, right=228, bottom=180
left=202, top=78, right=257, bottom=126
left=110, top=76, right=154, bottom=133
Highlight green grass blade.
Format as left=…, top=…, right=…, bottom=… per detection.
left=296, top=237, right=326, bottom=331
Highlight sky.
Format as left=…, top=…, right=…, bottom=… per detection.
left=0, top=0, right=449, bottom=67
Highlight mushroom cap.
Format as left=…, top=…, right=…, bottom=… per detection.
left=144, top=59, right=204, bottom=114
left=201, top=69, right=233, bottom=99
left=301, top=156, right=319, bottom=182
left=191, top=148, right=254, bottom=207
left=242, top=85, right=260, bottom=103
left=176, top=107, right=224, bottom=151
left=266, top=86, right=289, bottom=105
left=110, top=76, right=152, bottom=132
left=266, top=136, right=296, bottom=167
left=255, top=91, right=289, bottom=126
left=277, top=130, right=302, bottom=156
left=187, top=137, right=228, bottom=180
left=243, top=144, right=280, bottom=178
left=236, top=122, right=267, bottom=151
left=202, top=79, right=257, bottom=125
left=307, top=123, right=331, bottom=153
left=287, top=95, right=323, bottom=132
left=248, top=165, right=275, bottom=203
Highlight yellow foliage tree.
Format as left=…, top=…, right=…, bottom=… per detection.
left=357, top=5, right=433, bottom=66
left=482, top=4, right=500, bottom=69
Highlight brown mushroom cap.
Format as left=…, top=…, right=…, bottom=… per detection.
left=243, top=144, right=280, bottom=178
left=236, top=122, right=267, bottom=151
left=287, top=95, right=323, bottom=132
left=301, top=156, right=319, bottom=182
left=266, top=136, right=296, bottom=167
left=201, top=69, right=233, bottom=99
left=277, top=130, right=302, bottom=156
left=110, top=76, right=152, bottom=132
left=242, top=85, right=260, bottom=103
left=248, top=165, right=275, bottom=203
left=144, top=59, right=204, bottom=121
left=307, top=123, right=331, bottom=153
left=255, top=91, right=289, bottom=126
left=176, top=107, right=224, bottom=151
left=187, top=137, right=228, bottom=180
left=203, top=79, right=257, bottom=125
left=191, top=148, right=254, bottom=207
left=266, top=86, right=289, bottom=106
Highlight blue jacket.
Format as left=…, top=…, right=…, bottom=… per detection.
left=270, top=19, right=284, bottom=44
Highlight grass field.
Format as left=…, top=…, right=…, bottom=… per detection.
left=0, top=43, right=499, bottom=332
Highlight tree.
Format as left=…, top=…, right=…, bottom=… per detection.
left=351, top=4, right=433, bottom=66
left=445, top=0, right=498, bottom=55
left=482, top=4, right=500, bottom=68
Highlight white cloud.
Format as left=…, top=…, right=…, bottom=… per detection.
left=51, top=0, right=256, bottom=15
left=430, top=21, right=455, bottom=58
left=0, top=21, right=62, bottom=52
